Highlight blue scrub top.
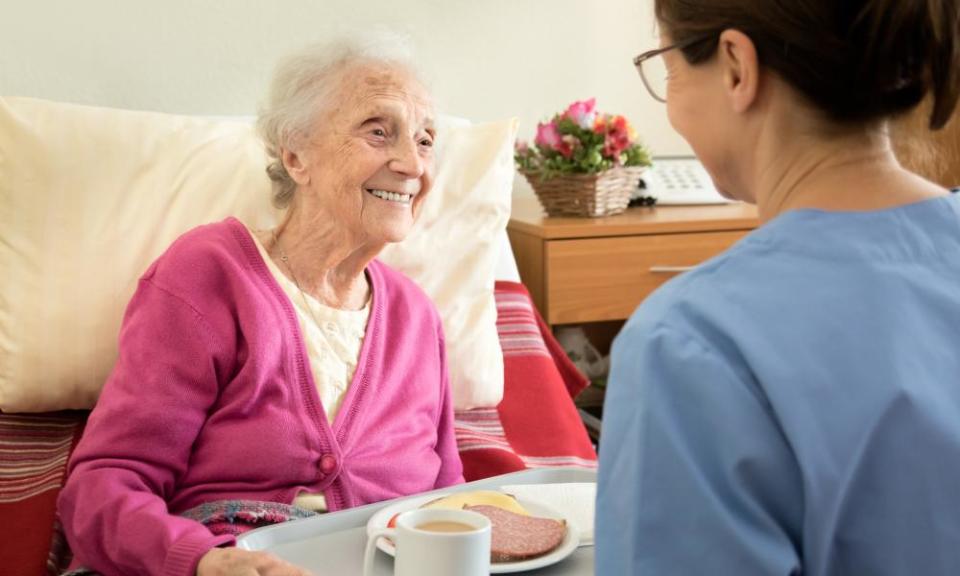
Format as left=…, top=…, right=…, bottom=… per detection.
left=597, top=194, right=960, bottom=575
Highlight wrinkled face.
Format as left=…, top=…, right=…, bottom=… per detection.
left=292, top=61, right=435, bottom=245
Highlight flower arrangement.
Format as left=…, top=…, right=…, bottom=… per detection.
left=515, top=98, right=651, bottom=175
left=515, top=99, right=652, bottom=217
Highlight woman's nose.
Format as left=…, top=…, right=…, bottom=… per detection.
left=389, top=138, right=424, bottom=178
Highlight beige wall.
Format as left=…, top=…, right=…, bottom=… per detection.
left=0, top=0, right=692, bottom=192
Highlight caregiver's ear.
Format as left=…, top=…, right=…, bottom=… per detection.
left=717, top=29, right=760, bottom=114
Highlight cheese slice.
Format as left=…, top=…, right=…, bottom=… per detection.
left=423, top=490, right=529, bottom=516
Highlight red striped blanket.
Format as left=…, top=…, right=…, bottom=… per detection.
left=0, top=412, right=85, bottom=575
left=0, top=280, right=596, bottom=575
left=455, top=281, right=596, bottom=479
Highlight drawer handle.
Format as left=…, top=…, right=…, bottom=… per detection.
left=649, top=265, right=697, bottom=274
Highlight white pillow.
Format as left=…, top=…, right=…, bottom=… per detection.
left=380, top=117, right=516, bottom=409
left=0, top=97, right=516, bottom=412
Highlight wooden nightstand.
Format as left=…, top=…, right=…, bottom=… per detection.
left=508, top=196, right=760, bottom=442
left=507, top=196, right=760, bottom=328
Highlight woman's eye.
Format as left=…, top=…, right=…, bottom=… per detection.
left=419, top=137, right=434, bottom=148
left=371, top=128, right=387, bottom=138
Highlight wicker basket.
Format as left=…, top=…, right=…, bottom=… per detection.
left=520, top=166, right=645, bottom=217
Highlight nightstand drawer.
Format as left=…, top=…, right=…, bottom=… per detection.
left=545, top=230, right=747, bottom=324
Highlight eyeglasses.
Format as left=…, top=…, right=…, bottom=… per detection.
left=633, top=34, right=717, bottom=103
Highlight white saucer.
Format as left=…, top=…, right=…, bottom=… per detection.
left=366, top=492, right=580, bottom=573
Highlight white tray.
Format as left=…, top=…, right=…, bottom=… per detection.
left=237, top=467, right=598, bottom=575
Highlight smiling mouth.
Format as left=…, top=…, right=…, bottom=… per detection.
left=366, top=188, right=413, bottom=205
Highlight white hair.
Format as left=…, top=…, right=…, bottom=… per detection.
left=256, top=33, right=423, bottom=209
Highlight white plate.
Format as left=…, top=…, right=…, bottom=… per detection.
left=366, top=492, right=580, bottom=573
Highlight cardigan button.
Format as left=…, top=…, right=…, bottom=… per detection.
left=320, top=454, right=338, bottom=475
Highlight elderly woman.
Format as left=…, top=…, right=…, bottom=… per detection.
left=58, top=38, right=463, bottom=576
left=598, top=0, right=960, bottom=574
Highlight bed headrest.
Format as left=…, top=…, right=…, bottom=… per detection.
left=0, top=97, right=516, bottom=412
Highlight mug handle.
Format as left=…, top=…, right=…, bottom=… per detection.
left=363, top=527, right=395, bottom=576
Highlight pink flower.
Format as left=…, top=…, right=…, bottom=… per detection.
left=517, top=101, right=648, bottom=174
left=535, top=121, right=562, bottom=150
left=557, top=134, right=580, bottom=158
left=564, top=98, right=597, bottom=129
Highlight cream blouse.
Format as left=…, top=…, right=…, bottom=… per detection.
left=249, top=228, right=370, bottom=512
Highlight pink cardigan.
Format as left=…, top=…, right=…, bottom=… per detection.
left=58, top=218, right=464, bottom=576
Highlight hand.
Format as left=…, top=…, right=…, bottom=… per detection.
left=197, top=547, right=314, bottom=576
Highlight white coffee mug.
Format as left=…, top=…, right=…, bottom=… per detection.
left=363, top=508, right=491, bottom=576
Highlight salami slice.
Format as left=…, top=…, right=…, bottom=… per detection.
left=465, top=504, right=567, bottom=562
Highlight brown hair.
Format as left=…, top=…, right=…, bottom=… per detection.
left=655, top=0, right=960, bottom=130
left=892, top=95, right=960, bottom=185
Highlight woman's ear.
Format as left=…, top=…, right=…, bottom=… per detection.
left=717, top=29, right=760, bottom=114
left=281, top=147, right=311, bottom=186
